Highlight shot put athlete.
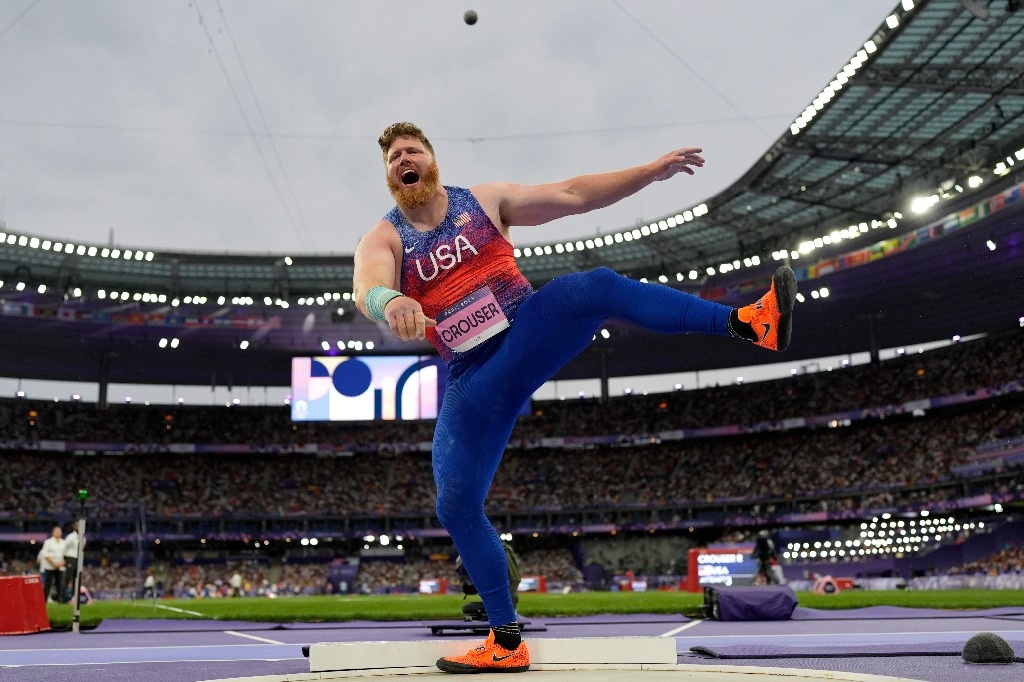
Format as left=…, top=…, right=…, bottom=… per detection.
left=354, top=121, right=797, bottom=673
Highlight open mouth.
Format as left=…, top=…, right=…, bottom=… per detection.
left=401, top=169, right=420, bottom=185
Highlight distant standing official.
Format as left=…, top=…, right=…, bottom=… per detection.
left=753, top=530, right=778, bottom=586
left=37, top=526, right=65, bottom=603
left=61, top=521, right=81, bottom=604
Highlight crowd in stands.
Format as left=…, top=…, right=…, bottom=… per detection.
left=947, top=544, right=1024, bottom=576
left=6, top=528, right=1024, bottom=597
left=0, top=330, right=1021, bottom=451
left=2, top=330, right=1023, bottom=597
left=2, top=397, right=1021, bottom=521
left=578, top=535, right=691, bottom=576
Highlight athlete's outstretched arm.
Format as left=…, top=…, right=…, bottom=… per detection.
left=472, top=148, right=704, bottom=229
left=353, top=221, right=435, bottom=341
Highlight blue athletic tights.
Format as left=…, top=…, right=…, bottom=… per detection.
left=432, top=268, right=732, bottom=627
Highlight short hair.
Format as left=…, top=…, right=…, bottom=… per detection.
left=378, top=122, right=435, bottom=163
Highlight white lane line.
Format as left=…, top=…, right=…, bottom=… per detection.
left=224, top=630, right=285, bottom=645
left=659, top=620, right=703, bottom=638
left=152, top=604, right=206, bottom=617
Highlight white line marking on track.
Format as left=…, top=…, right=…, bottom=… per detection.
left=224, top=630, right=285, bottom=645
left=152, top=604, right=205, bottom=617
left=659, top=620, right=703, bottom=637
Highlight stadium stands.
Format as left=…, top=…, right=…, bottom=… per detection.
left=1, top=329, right=1022, bottom=595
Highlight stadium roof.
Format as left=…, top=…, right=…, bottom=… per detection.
left=0, top=0, right=1023, bottom=387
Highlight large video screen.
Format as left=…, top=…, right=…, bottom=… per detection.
left=291, top=355, right=445, bottom=421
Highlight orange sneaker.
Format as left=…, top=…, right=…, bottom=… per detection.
left=436, top=630, right=530, bottom=674
left=736, top=266, right=797, bottom=351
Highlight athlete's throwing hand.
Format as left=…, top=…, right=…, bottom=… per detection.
left=384, top=296, right=436, bottom=341
left=651, top=148, right=705, bottom=181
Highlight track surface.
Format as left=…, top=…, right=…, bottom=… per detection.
left=3, top=609, right=1024, bottom=681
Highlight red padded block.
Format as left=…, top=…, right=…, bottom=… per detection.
left=0, top=575, right=51, bottom=635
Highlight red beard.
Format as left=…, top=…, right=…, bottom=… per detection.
left=387, top=160, right=441, bottom=211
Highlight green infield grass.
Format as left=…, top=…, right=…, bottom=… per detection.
left=43, top=589, right=1024, bottom=630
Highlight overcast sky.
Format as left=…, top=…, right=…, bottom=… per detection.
left=1, top=0, right=898, bottom=257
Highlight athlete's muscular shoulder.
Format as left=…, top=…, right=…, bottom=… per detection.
left=469, top=183, right=514, bottom=238
left=354, top=219, right=403, bottom=289
left=361, top=219, right=403, bottom=256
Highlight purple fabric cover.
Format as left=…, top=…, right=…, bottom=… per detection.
left=691, top=641, right=966, bottom=659
left=712, top=585, right=797, bottom=621
left=792, top=605, right=1024, bottom=620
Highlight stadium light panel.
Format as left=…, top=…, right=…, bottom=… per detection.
left=911, top=195, right=940, bottom=213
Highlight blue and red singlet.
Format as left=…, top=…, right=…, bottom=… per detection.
left=385, top=186, right=533, bottom=373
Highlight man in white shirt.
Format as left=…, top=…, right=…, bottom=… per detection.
left=37, top=526, right=65, bottom=603
left=61, top=521, right=81, bottom=604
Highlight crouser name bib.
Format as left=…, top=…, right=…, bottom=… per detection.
left=434, top=286, right=510, bottom=353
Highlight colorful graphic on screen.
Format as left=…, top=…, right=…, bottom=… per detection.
left=290, top=355, right=445, bottom=421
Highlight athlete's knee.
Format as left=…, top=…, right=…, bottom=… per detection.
left=582, top=267, right=621, bottom=288
left=573, top=267, right=627, bottom=309
left=435, top=492, right=475, bottom=530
